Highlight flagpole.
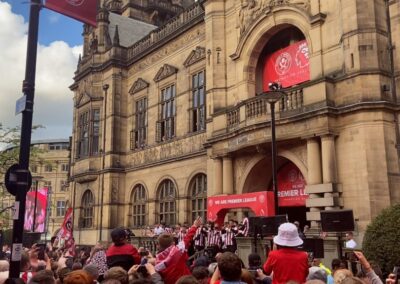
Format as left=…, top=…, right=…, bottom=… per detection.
left=9, top=0, right=41, bottom=278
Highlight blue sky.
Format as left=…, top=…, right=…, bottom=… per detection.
left=6, top=0, right=82, bottom=46
left=0, top=1, right=83, bottom=142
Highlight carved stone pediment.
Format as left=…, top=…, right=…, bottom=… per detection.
left=238, top=0, right=310, bottom=37
left=129, top=78, right=149, bottom=95
left=75, top=79, right=103, bottom=107
left=75, top=92, right=95, bottom=107
left=154, top=64, right=178, bottom=82
left=270, top=0, right=310, bottom=10
left=183, top=46, right=206, bottom=67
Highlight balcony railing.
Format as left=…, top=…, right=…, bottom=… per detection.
left=226, top=86, right=304, bottom=128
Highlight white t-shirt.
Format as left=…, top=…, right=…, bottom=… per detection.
left=154, top=227, right=165, bottom=235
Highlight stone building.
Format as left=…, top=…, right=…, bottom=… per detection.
left=70, top=0, right=400, bottom=245
left=1, top=139, right=71, bottom=238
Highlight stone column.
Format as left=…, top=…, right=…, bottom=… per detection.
left=307, top=138, right=322, bottom=184
left=321, top=135, right=338, bottom=210
left=321, top=135, right=337, bottom=184
left=222, top=156, right=233, bottom=195
left=306, top=138, right=322, bottom=227
left=214, top=158, right=223, bottom=195
left=148, top=201, right=156, bottom=226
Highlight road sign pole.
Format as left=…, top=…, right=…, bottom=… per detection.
left=8, top=0, right=41, bottom=278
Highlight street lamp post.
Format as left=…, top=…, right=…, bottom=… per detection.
left=258, top=83, right=286, bottom=215
left=31, top=176, right=43, bottom=232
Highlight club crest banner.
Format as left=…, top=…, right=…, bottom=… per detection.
left=263, top=39, right=310, bottom=89
left=45, top=0, right=97, bottom=26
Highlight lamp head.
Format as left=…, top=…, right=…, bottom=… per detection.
left=268, top=82, right=282, bottom=91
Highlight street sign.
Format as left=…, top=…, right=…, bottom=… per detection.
left=15, top=95, right=27, bottom=115
left=4, top=164, right=32, bottom=196
left=12, top=202, right=19, bottom=220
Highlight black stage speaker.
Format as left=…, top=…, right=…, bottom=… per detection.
left=249, top=215, right=287, bottom=237
left=320, top=209, right=354, bottom=232
left=302, top=238, right=324, bottom=259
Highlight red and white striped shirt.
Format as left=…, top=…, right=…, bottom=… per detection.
left=207, top=229, right=221, bottom=247
left=194, top=227, right=207, bottom=247
left=224, top=228, right=237, bottom=246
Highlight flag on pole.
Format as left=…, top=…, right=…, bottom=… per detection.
left=44, top=0, right=97, bottom=27
left=55, top=207, right=75, bottom=255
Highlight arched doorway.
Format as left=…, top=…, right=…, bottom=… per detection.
left=243, top=157, right=309, bottom=228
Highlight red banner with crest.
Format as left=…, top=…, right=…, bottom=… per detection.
left=45, top=0, right=97, bottom=27
left=276, top=163, right=308, bottom=207
left=263, top=39, right=310, bottom=89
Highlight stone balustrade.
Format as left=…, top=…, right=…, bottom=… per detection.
left=127, top=3, right=204, bottom=61
left=225, top=86, right=304, bottom=130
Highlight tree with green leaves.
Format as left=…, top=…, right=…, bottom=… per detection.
left=363, top=204, right=400, bottom=274
left=0, top=123, right=44, bottom=229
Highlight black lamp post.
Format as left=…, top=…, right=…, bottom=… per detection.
left=31, top=176, right=43, bottom=232
left=258, top=82, right=285, bottom=215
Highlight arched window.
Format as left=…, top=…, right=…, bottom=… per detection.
left=158, top=179, right=176, bottom=225
left=190, top=174, right=207, bottom=223
left=132, top=184, right=147, bottom=227
left=81, top=190, right=94, bottom=228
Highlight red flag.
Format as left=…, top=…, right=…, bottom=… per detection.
left=55, top=207, right=74, bottom=251
left=44, top=0, right=97, bottom=27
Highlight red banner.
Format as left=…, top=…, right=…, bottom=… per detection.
left=45, top=0, right=97, bottom=27
left=207, top=192, right=275, bottom=223
left=24, top=187, right=49, bottom=233
left=277, top=163, right=308, bottom=207
left=263, top=40, right=310, bottom=89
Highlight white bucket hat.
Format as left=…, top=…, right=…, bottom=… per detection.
left=273, top=222, right=303, bottom=247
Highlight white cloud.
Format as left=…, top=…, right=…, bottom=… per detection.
left=0, top=1, right=82, bottom=140
left=48, top=14, right=60, bottom=24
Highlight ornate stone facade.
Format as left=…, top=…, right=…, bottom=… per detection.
left=70, top=0, right=400, bottom=246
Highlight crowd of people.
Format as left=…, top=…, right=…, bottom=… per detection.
left=0, top=218, right=397, bottom=284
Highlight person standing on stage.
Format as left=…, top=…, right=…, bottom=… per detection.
left=206, top=222, right=222, bottom=259
left=194, top=224, right=208, bottom=252
left=238, top=214, right=249, bottom=237
left=224, top=220, right=238, bottom=253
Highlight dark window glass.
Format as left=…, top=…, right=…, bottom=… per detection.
left=132, top=98, right=147, bottom=149
left=158, top=180, right=176, bottom=225
left=77, top=109, right=100, bottom=158
left=158, top=85, right=176, bottom=142
left=81, top=190, right=94, bottom=228
left=132, top=184, right=147, bottom=227
left=190, top=174, right=207, bottom=223
left=191, top=71, right=206, bottom=132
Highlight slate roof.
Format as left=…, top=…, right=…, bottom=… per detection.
left=108, top=12, right=157, bottom=48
